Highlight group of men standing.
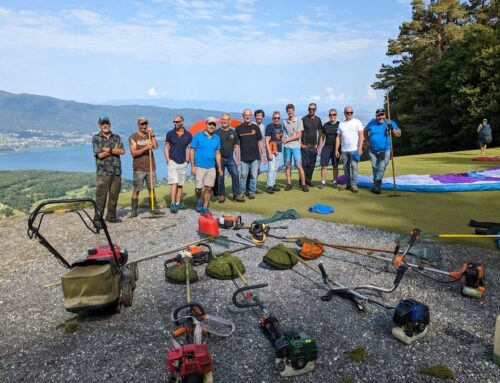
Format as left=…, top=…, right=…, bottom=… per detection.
left=91, top=104, right=401, bottom=222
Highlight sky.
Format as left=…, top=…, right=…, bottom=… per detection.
left=0, top=0, right=412, bottom=111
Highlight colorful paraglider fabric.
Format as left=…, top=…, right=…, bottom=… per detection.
left=338, top=167, right=500, bottom=192
left=472, top=156, right=500, bottom=162
left=189, top=119, right=242, bottom=135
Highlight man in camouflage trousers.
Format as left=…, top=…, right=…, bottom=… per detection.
left=92, top=116, right=126, bottom=224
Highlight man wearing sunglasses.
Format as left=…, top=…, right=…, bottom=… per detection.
left=129, top=116, right=163, bottom=216
left=335, top=106, right=364, bottom=193
left=165, top=115, right=192, bottom=213
left=189, top=116, right=223, bottom=214
left=301, top=103, right=322, bottom=186
left=265, top=111, right=284, bottom=194
left=364, top=108, right=401, bottom=194
left=318, top=108, right=340, bottom=189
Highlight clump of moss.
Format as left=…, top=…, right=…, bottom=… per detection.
left=341, top=378, right=353, bottom=383
left=165, top=259, right=198, bottom=284
left=420, top=365, right=455, bottom=380
left=262, top=244, right=298, bottom=269
left=56, top=319, right=78, bottom=334
left=206, top=252, right=245, bottom=280
left=345, top=347, right=367, bottom=363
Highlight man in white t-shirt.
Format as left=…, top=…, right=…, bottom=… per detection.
left=335, top=106, right=364, bottom=193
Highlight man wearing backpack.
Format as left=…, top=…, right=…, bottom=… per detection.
left=478, top=119, right=492, bottom=156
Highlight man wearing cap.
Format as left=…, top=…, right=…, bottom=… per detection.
left=364, top=108, right=401, bottom=194
left=189, top=117, right=223, bottom=213
left=129, top=116, right=163, bottom=216
left=165, top=115, right=192, bottom=214
left=92, top=116, right=125, bottom=225
left=301, top=102, right=322, bottom=186
left=335, top=106, right=364, bottom=193
left=236, top=108, right=266, bottom=199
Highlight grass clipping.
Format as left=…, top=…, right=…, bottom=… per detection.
left=420, top=365, right=455, bottom=380
left=206, top=252, right=245, bottom=280
left=165, top=259, right=199, bottom=284
left=263, top=244, right=298, bottom=269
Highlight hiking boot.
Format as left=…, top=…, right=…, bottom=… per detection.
left=318, top=182, right=325, bottom=189
left=248, top=194, right=255, bottom=199
left=272, top=185, right=281, bottom=192
left=285, top=184, right=293, bottom=191
left=373, top=180, right=382, bottom=194
left=255, top=189, right=262, bottom=194
left=351, top=185, right=359, bottom=193
left=346, top=184, right=352, bottom=191
left=200, top=207, right=210, bottom=214
left=234, top=194, right=245, bottom=202
left=106, top=217, right=122, bottom=223
left=151, top=209, right=165, bottom=215
left=195, top=200, right=203, bottom=213
left=301, top=185, right=309, bottom=192
left=218, top=195, right=226, bottom=203
left=130, top=198, right=138, bottom=218
left=332, top=181, right=339, bottom=189
left=177, top=202, right=186, bottom=210
left=169, top=204, right=178, bottom=214
left=267, top=187, right=275, bottom=194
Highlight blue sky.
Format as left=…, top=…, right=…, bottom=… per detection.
left=0, top=0, right=412, bottom=110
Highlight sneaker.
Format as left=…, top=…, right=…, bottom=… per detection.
left=351, top=185, right=359, bottom=193
left=200, top=207, right=210, bottom=214
left=234, top=194, right=245, bottom=202
left=248, top=194, right=255, bottom=199
left=151, top=209, right=165, bottom=215
left=318, top=182, right=325, bottom=189
left=106, top=217, right=122, bottom=223
left=195, top=200, right=203, bottom=213
left=301, top=185, right=309, bottom=192
left=255, top=189, right=262, bottom=194
left=177, top=202, right=186, bottom=210
left=332, top=181, right=339, bottom=189
left=169, top=204, right=178, bottom=214
left=285, top=184, right=292, bottom=191
left=218, top=195, right=226, bottom=203
left=267, top=187, right=275, bottom=194
left=272, top=185, right=281, bottom=192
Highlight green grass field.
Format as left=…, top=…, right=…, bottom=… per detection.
left=118, top=148, right=500, bottom=249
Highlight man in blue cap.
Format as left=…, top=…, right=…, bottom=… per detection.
left=364, top=108, right=401, bottom=194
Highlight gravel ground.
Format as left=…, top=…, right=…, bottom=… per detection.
left=0, top=207, right=499, bottom=383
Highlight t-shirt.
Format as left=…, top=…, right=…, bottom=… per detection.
left=129, top=132, right=155, bottom=172
left=165, top=129, right=192, bottom=164
left=364, top=119, right=401, bottom=152
left=338, top=118, right=364, bottom=152
left=215, top=128, right=239, bottom=159
left=321, top=121, right=340, bottom=147
left=283, top=117, right=303, bottom=149
left=265, top=123, right=284, bottom=153
left=301, top=115, right=322, bottom=146
left=191, top=131, right=221, bottom=169
left=235, top=123, right=262, bottom=162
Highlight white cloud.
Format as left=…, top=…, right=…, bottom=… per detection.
left=363, top=85, right=377, bottom=100
left=267, top=22, right=279, bottom=27
left=325, top=87, right=347, bottom=101
left=311, top=95, right=321, bottom=101
left=147, top=88, right=159, bottom=96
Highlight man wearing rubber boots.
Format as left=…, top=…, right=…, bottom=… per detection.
left=364, top=108, right=401, bottom=194
left=190, top=116, right=223, bottom=214
left=129, top=116, right=164, bottom=216
left=92, top=116, right=125, bottom=225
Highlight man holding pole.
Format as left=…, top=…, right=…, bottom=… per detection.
left=364, top=108, right=401, bottom=194
left=129, top=116, right=164, bottom=216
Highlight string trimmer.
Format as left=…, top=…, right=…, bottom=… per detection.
left=167, top=256, right=235, bottom=383
left=230, top=265, right=318, bottom=377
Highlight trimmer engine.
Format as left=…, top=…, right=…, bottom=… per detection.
left=392, top=299, right=429, bottom=345
left=461, top=263, right=486, bottom=298
left=167, top=344, right=213, bottom=383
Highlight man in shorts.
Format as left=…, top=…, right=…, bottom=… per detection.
left=318, top=108, right=340, bottom=189
left=165, top=115, right=192, bottom=213
left=189, top=116, right=223, bottom=214
left=129, top=116, right=164, bottom=216
left=282, top=103, right=308, bottom=192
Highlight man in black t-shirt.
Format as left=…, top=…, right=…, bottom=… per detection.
left=265, top=111, right=284, bottom=194
left=301, top=102, right=322, bottom=186
left=318, top=108, right=340, bottom=189
left=235, top=108, right=266, bottom=199
left=214, top=113, right=245, bottom=202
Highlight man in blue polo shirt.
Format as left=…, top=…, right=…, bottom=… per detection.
left=164, top=115, right=192, bottom=213
left=189, top=116, right=223, bottom=213
left=364, top=108, right=401, bottom=194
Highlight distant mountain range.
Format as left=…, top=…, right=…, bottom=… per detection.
left=0, top=90, right=230, bottom=135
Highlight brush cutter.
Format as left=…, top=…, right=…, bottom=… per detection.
left=167, top=257, right=235, bottom=383
left=230, top=265, right=317, bottom=377
left=217, top=215, right=243, bottom=230
left=27, top=198, right=138, bottom=314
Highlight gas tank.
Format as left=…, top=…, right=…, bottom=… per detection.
left=198, top=213, right=219, bottom=236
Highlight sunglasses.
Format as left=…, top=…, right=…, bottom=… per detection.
left=345, top=111, right=353, bottom=115
left=329, top=113, right=337, bottom=116
left=207, top=122, right=216, bottom=126
left=308, top=108, right=316, bottom=111
left=173, top=120, right=182, bottom=124
left=376, top=113, right=385, bottom=117
left=273, top=117, right=280, bottom=120
left=140, top=122, right=148, bottom=125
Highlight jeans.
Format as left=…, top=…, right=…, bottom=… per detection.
left=340, top=151, right=359, bottom=186
left=267, top=152, right=282, bottom=187
left=95, top=175, right=122, bottom=220
left=301, top=146, right=317, bottom=184
left=369, top=150, right=391, bottom=181
left=216, top=157, right=241, bottom=197
left=240, top=159, right=259, bottom=195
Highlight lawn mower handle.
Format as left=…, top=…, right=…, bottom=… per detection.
left=232, top=283, right=268, bottom=309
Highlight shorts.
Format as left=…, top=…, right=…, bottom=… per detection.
left=320, top=146, right=340, bottom=167
left=133, top=170, right=156, bottom=191
left=168, top=160, right=187, bottom=186
left=284, top=146, right=302, bottom=167
left=195, top=167, right=216, bottom=189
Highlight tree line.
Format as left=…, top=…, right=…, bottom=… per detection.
left=373, top=0, right=498, bottom=155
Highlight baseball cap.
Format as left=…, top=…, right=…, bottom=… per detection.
left=137, top=116, right=148, bottom=124
left=98, top=116, right=111, bottom=124
left=376, top=108, right=385, bottom=115
left=206, top=116, right=217, bottom=124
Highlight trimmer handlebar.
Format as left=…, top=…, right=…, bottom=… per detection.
left=232, top=283, right=268, bottom=309
left=407, top=228, right=421, bottom=248
left=173, top=302, right=207, bottom=326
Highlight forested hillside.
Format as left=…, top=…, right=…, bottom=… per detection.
left=373, top=0, right=499, bottom=155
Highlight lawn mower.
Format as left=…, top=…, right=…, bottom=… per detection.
left=27, top=198, right=137, bottom=314
left=230, top=265, right=317, bottom=377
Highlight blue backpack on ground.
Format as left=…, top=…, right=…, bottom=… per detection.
left=308, top=204, right=335, bottom=214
